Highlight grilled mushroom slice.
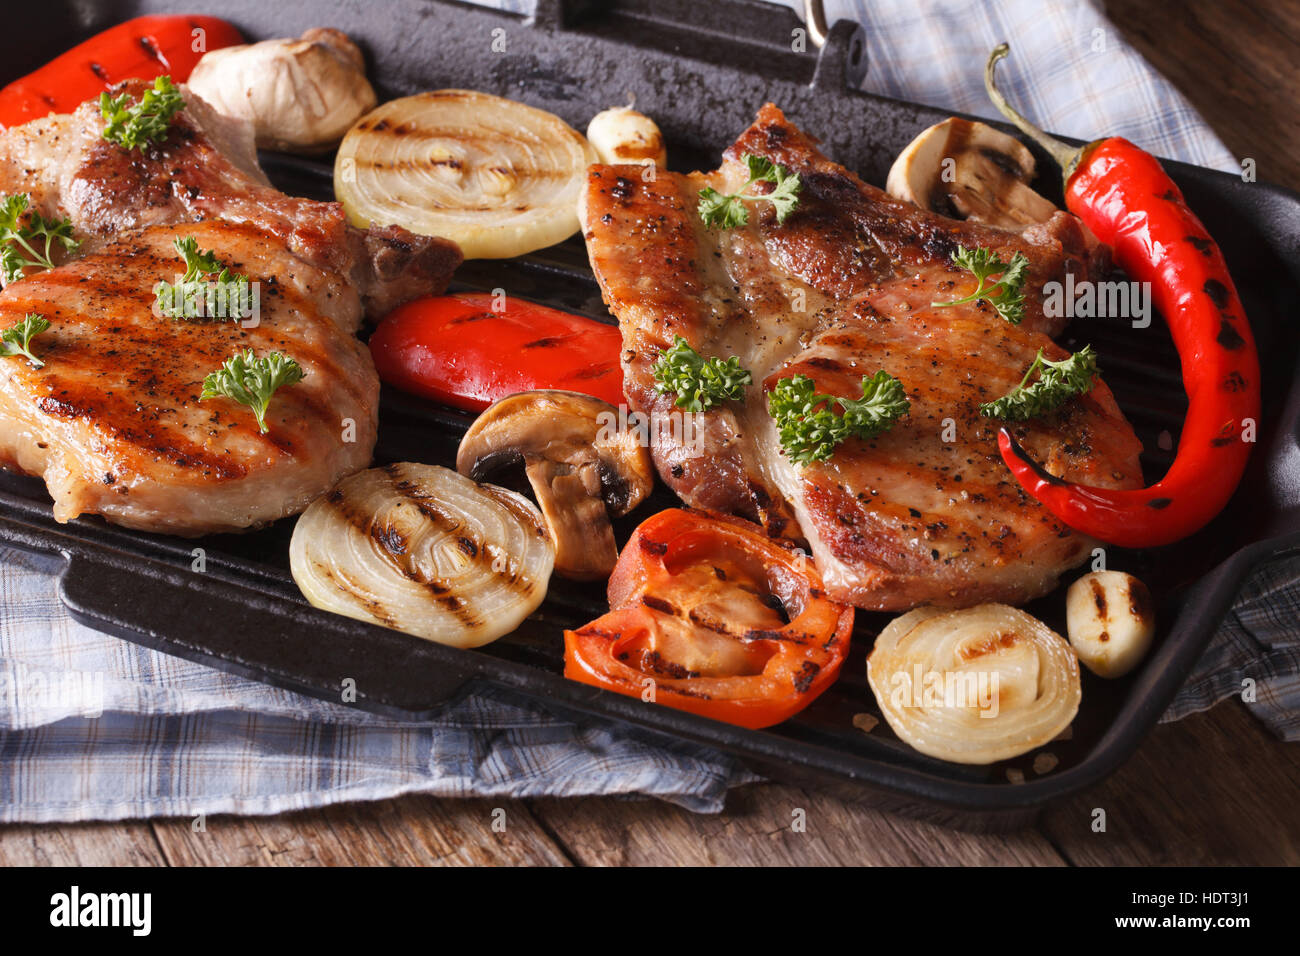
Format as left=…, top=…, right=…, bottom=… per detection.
left=456, top=390, right=654, bottom=580
left=886, top=117, right=1059, bottom=228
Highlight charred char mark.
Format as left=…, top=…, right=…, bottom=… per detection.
left=1203, top=278, right=1231, bottom=309
left=34, top=395, right=249, bottom=479
left=639, top=537, right=669, bottom=556
left=138, top=35, right=166, bottom=66
left=448, top=311, right=496, bottom=325
left=1216, top=317, right=1245, bottom=350
left=921, top=231, right=958, bottom=263
left=641, top=594, right=676, bottom=615
left=793, top=660, right=820, bottom=693
left=1090, top=577, right=1108, bottom=618
left=803, top=356, right=843, bottom=371
left=376, top=525, right=407, bottom=556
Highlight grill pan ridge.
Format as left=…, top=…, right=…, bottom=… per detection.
left=4, top=0, right=1300, bottom=829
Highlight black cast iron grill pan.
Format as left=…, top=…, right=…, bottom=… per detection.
left=5, top=0, right=1300, bottom=829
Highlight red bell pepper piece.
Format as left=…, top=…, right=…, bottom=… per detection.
left=984, top=45, right=1261, bottom=548
left=0, top=15, right=244, bottom=129
left=369, top=292, right=625, bottom=411
left=564, top=509, right=855, bottom=729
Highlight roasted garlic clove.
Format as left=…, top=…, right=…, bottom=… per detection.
left=1066, top=570, right=1155, bottom=678
left=188, top=28, right=377, bottom=153
left=586, top=107, right=667, bottom=167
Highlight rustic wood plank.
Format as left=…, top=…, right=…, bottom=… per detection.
left=0, top=820, right=167, bottom=866
left=148, top=796, right=570, bottom=866
left=1040, top=702, right=1300, bottom=865
left=1104, top=0, right=1300, bottom=186
left=529, top=784, right=1066, bottom=866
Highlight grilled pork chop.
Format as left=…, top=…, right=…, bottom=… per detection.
left=582, top=105, right=1144, bottom=610
left=0, top=82, right=461, bottom=534
left=0, top=220, right=376, bottom=533
left=0, top=81, right=460, bottom=318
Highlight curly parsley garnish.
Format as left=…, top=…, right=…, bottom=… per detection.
left=174, top=237, right=247, bottom=287
left=0, top=193, right=79, bottom=284
left=768, top=370, right=910, bottom=465
left=698, top=154, right=802, bottom=230
left=933, top=245, right=1028, bottom=325
left=200, top=350, right=305, bottom=434
left=979, top=345, right=1099, bottom=421
left=100, top=75, right=184, bottom=150
left=167, top=234, right=248, bottom=295
left=0, top=313, right=51, bottom=368
left=651, top=335, right=752, bottom=412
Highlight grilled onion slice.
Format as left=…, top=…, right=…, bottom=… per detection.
left=867, top=604, right=1081, bottom=765
left=290, top=463, right=554, bottom=648
left=334, top=90, right=597, bottom=259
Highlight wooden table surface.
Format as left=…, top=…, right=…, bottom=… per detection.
left=3, top=0, right=1297, bottom=866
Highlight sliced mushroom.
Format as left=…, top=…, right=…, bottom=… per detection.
left=456, top=390, right=655, bottom=580
left=187, top=28, right=377, bottom=153
left=886, top=117, right=1059, bottom=229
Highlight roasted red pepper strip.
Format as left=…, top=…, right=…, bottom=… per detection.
left=0, top=16, right=243, bottom=129
left=564, top=509, right=855, bottom=729
left=370, top=292, right=625, bottom=411
left=985, top=45, right=1261, bottom=548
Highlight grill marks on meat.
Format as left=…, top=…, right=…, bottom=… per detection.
left=0, top=80, right=463, bottom=534
left=0, top=221, right=377, bottom=534
left=581, top=104, right=1143, bottom=610
left=0, top=80, right=461, bottom=319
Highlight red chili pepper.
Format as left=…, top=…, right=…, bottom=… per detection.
left=0, top=15, right=244, bottom=129
left=983, top=44, right=1261, bottom=549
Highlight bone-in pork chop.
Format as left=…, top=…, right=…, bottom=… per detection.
left=0, top=81, right=460, bottom=318
left=0, top=82, right=461, bottom=534
left=581, top=105, right=1143, bottom=610
left=0, top=220, right=377, bottom=533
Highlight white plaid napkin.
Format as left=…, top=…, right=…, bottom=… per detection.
left=0, top=0, right=1282, bottom=823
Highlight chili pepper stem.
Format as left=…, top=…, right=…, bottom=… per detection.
left=985, top=43, right=1085, bottom=180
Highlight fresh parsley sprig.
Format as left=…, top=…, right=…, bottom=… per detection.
left=768, top=370, right=910, bottom=465
left=175, top=236, right=249, bottom=290
left=200, top=350, right=305, bottom=434
left=0, top=193, right=79, bottom=284
left=100, top=75, right=185, bottom=151
left=979, top=345, right=1099, bottom=421
left=933, top=245, right=1028, bottom=325
left=698, top=154, right=802, bottom=230
left=0, top=313, right=51, bottom=368
left=651, top=335, right=752, bottom=412
left=156, top=237, right=252, bottom=321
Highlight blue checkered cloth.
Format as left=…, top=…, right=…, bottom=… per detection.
left=0, top=0, right=1288, bottom=822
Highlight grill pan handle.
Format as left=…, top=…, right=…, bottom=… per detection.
left=56, top=551, right=487, bottom=718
